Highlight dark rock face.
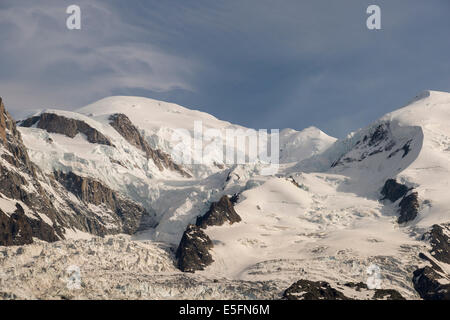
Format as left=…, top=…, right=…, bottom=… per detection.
left=109, top=113, right=153, bottom=156
left=283, top=280, right=350, bottom=300
left=413, top=223, right=450, bottom=300
left=175, top=224, right=214, bottom=272
left=0, top=98, right=63, bottom=245
left=0, top=99, right=36, bottom=175
left=53, top=171, right=149, bottom=235
left=381, top=179, right=418, bottom=223
left=388, top=140, right=412, bottom=159
left=381, top=179, right=409, bottom=202
left=230, top=193, right=239, bottom=204
left=176, top=195, right=242, bottom=273
left=0, top=203, right=58, bottom=246
left=18, top=116, right=40, bottom=128
left=109, top=113, right=190, bottom=177
left=343, top=282, right=405, bottom=300
left=368, top=124, right=389, bottom=147
left=344, top=282, right=368, bottom=291
left=398, top=192, right=419, bottom=223
left=425, top=224, right=450, bottom=264
left=331, top=123, right=392, bottom=167
left=20, top=113, right=113, bottom=146
left=284, top=280, right=405, bottom=300
left=372, top=289, right=406, bottom=300
left=413, top=266, right=450, bottom=300
left=0, top=207, right=33, bottom=246
left=196, top=195, right=241, bottom=229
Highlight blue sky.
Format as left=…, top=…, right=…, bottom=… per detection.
left=1, top=0, right=449, bottom=137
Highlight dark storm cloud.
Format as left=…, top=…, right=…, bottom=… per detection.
left=0, top=0, right=449, bottom=137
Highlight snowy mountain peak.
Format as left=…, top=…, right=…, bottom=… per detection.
left=76, top=96, right=233, bottom=132
left=2, top=91, right=450, bottom=299
left=405, top=90, right=450, bottom=105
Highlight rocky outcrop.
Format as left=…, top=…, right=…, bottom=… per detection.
left=342, top=282, right=405, bottom=299
left=398, top=192, right=419, bottom=223
left=425, top=224, right=450, bottom=264
left=283, top=280, right=350, bottom=300
left=175, top=224, right=214, bottom=272
left=0, top=98, right=36, bottom=174
left=413, top=266, right=450, bottom=300
left=176, top=195, right=241, bottom=272
left=331, top=123, right=392, bottom=167
left=109, top=113, right=190, bottom=177
left=109, top=113, right=151, bottom=155
left=20, top=113, right=113, bottom=146
left=0, top=206, right=33, bottom=246
left=196, top=195, right=241, bottom=229
left=0, top=203, right=59, bottom=246
left=413, top=223, right=450, bottom=300
left=381, top=179, right=409, bottom=202
left=0, top=98, right=64, bottom=245
left=368, top=124, right=389, bottom=147
left=372, top=289, right=406, bottom=300
left=381, top=179, right=418, bottom=223
left=53, top=171, right=149, bottom=235
left=283, top=280, right=405, bottom=300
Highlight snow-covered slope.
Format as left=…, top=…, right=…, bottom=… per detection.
left=291, top=90, right=450, bottom=228
left=196, top=90, right=450, bottom=299
left=2, top=91, right=450, bottom=300
left=76, top=96, right=243, bottom=175
left=16, top=96, right=336, bottom=245
left=279, top=127, right=336, bottom=163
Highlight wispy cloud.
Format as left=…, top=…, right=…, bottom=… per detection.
left=0, top=0, right=197, bottom=115
left=1, top=0, right=450, bottom=136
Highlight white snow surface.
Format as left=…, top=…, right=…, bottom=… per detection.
left=17, top=96, right=336, bottom=245
left=2, top=90, right=450, bottom=299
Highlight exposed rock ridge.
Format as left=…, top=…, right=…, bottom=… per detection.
left=283, top=280, right=350, bottom=300
left=381, top=179, right=419, bottom=223
left=108, top=113, right=190, bottom=177
left=176, top=195, right=241, bottom=272
left=331, top=122, right=392, bottom=167
left=413, top=223, right=450, bottom=300
left=196, top=195, right=241, bottom=228
left=175, top=224, right=214, bottom=273
left=283, top=279, right=405, bottom=300
left=20, top=112, right=113, bottom=146
left=1, top=98, right=63, bottom=244
left=53, top=171, right=151, bottom=235
left=1, top=98, right=36, bottom=174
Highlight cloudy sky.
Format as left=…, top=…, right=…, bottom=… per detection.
left=1, top=0, right=449, bottom=137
